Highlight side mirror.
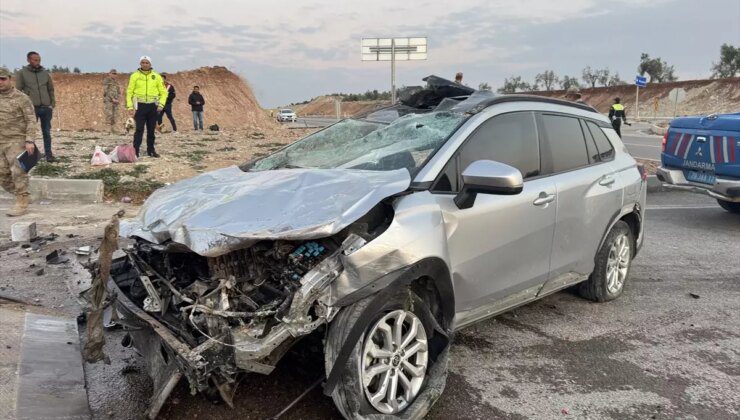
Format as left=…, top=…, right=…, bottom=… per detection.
left=454, top=160, right=524, bottom=209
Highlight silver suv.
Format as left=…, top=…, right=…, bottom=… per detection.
left=108, top=87, right=647, bottom=418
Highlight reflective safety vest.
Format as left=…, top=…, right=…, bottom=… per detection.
left=126, top=69, right=168, bottom=109
left=611, top=103, right=625, bottom=111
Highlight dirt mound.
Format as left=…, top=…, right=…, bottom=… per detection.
left=535, top=77, right=740, bottom=117
left=49, top=66, right=274, bottom=131
left=292, top=96, right=391, bottom=117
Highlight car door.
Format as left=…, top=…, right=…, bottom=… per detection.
left=538, top=113, right=624, bottom=284
left=430, top=111, right=557, bottom=326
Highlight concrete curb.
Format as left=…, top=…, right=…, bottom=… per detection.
left=28, top=178, right=104, bottom=203
left=649, top=124, right=668, bottom=136
left=647, top=175, right=663, bottom=193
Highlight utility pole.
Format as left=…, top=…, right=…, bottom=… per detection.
left=635, top=84, right=639, bottom=120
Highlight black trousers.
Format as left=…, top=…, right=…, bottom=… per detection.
left=157, top=106, right=177, bottom=131
left=133, top=103, right=158, bottom=155
left=611, top=119, right=622, bottom=137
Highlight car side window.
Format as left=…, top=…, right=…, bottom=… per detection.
left=436, top=112, right=539, bottom=192
left=586, top=121, right=615, bottom=161
left=433, top=112, right=540, bottom=192
left=541, top=114, right=590, bottom=173
left=580, top=120, right=601, bottom=163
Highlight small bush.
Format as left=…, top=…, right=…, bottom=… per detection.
left=31, top=162, right=70, bottom=177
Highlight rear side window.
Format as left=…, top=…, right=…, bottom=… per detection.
left=458, top=112, right=540, bottom=178
left=541, top=114, right=589, bottom=173
left=586, top=121, right=615, bottom=161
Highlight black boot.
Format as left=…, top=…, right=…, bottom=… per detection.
left=148, top=151, right=160, bottom=158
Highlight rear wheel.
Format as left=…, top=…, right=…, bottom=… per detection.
left=579, top=220, right=634, bottom=302
left=717, top=199, right=740, bottom=214
left=325, top=288, right=448, bottom=419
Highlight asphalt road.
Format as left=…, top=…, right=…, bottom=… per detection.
left=73, top=190, right=740, bottom=419
left=3, top=187, right=737, bottom=419
left=621, top=122, right=663, bottom=161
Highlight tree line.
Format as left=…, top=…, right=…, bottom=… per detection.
left=491, top=45, right=739, bottom=94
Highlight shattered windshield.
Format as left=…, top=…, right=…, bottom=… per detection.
left=249, top=111, right=466, bottom=173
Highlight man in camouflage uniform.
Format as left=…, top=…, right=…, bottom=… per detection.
left=0, top=67, right=38, bottom=216
left=103, top=69, right=121, bottom=134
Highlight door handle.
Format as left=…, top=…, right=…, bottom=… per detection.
left=533, top=193, right=555, bottom=206
left=697, top=136, right=707, bottom=143
left=599, top=176, right=615, bottom=186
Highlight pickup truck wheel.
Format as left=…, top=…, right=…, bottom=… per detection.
left=579, top=220, right=634, bottom=302
left=325, top=288, right=448, bottom=419
left=717, top=199, right=740, bottom=214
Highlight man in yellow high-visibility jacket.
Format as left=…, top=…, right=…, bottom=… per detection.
left=608, top=97, right=628, bottom=138
left=126, top=56, right=168, bottom=158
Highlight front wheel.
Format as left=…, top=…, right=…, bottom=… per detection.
left=717, top=199, right=740, bottom=214
left=579, top=220, right=634, bottom=302
left=324, top=288, right=448, bottom=419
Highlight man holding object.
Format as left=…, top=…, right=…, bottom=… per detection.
left=126, top=56, right=168, bottom=157
left=0, top=67, right=37, bottom=216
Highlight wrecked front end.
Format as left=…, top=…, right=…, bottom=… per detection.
left=110, top=233, right=368, bottom=415
left=106, top=168, right=406, bottom=417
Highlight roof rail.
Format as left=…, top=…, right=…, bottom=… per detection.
left=470, top=94, right=599, bottom=114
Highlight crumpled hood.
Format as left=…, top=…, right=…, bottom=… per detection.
left=120, top=166, right=410, bottom=257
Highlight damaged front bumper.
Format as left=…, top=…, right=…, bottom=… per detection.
left=108, top=235, right=364, bottom=417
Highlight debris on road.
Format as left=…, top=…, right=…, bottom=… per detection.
left=11, top=221, right=37, bottom=242
left=689, top=293, right=701, bottom=299
left=46, top=250, right=69, bottom=265
left=76, top=246, right=93, bottom=256
left=83, top=210, right=125, bottom=364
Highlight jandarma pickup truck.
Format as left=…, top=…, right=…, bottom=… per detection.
left=657, top=112, right=740, bottom=214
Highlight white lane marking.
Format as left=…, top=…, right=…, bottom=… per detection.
left=646, top=204, right=720, bottom=210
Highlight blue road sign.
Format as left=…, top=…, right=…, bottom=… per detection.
left=635, top=75, right=647, bottom=87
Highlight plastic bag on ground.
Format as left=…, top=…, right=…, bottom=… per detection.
left=115, top=145, right=138, bottom=163
left=109, top=146, right=120, bottom=163
left=91, top=146, right=112, bottom=166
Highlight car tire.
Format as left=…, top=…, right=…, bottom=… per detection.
left=324, top=287, right=448, bottom=419
left=579, top=220, right=634, bottom=302
left=717, top=199, right=740, bottom=214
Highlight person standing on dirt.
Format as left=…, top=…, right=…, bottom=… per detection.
left=157, top=73, right=177, bottom=133
left=102, top=69, right=121, bottom=134
left=15, top=51, right=56, bottom=162
left=608, top=97, right=628, bottom=137
left=188, top=86, right=205, bottom=131
left=0, top=67, right=38, bottom=217
left=565, top=87, right=588, bottom=106
left=126, top=56, right=168, bottom=158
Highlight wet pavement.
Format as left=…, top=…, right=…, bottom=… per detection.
left=1, top=189, right=738, bottom=419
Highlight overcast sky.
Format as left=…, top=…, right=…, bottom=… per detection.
left=1, top=0, right=738, bottom=107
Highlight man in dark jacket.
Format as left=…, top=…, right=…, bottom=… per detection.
left=157, top=73, right=177, bottom=132
left=15, top=51, right=56, bottom=161
left=188, top=86, right=205, bottom=131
